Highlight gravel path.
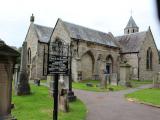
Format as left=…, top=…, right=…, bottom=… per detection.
left=74, top=84, right=160, bottom=120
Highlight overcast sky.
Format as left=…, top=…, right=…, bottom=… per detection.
left=0, top=0, right=160, bottom=49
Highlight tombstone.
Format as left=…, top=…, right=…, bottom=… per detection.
left=15, top=41, right=30, bottom=95
left=13, top=64, right=20, bottom=91
left=153, top=72, right=160, bottom=88
left=86, top=83, right=93, bottom=87
left=59, top=79, right=69, bottom=112
left=110, top=73, right=118, bottom=85
left=100, top=69, right=107, bottom=88
left=0, top=40, right=19, bottom=120
left=119, top=62, right=131, bottom=86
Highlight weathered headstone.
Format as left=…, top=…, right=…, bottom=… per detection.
left=100, top=69, right=107, bottom=88
left=15, top=41, right=30, bottom=95
left=59, top=78, right=69, bottom=112
left=119, top=62, right=131, bottom=87
left=0, top=40, right=19, bottom=120
left=153, top=72, right=160, bottom=88
left=110, top=73, right=118, bottom=85
left=59, top=89, right=69, bottom=112
left=13, top=64, right=20, bottom=91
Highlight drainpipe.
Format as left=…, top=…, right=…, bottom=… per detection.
left=137, top=53, right=140, bottom=80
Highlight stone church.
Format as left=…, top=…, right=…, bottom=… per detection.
left=24, top=14, right=160, bottom=83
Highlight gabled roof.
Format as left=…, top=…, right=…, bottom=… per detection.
left=63, top=21, right=119, bottom=47
left=34, top=24, right=53, bottom=43
left=125, top=16, right=138, bottom=29
left=116, top=31, right=147, bottom=53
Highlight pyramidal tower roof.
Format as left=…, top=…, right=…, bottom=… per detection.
left=125, top=16, right=138, bottom=28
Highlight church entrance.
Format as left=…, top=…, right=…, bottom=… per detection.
left=106, top=64, right=111, bottom=74
left=106, top=55, right=113, bottom=84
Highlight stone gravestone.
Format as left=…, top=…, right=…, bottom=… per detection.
left=0, top=40, right=19, bottom=120
left=153, top=72, right=160, bottom=88
left=100, top=69, right=107, bottom=89
left=110, top=73, right=118, bottom=85
left=58, top=78, right=69, bottom=112
left=13, top=64, right=20, bottom=91
left=15, top=41, right=30, bottom=95
left=119, top=62, right=131, bottom=87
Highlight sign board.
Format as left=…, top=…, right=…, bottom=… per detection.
left=46, top=41, right=70, bottom=75
left=47, top=55, right=69, bottom=75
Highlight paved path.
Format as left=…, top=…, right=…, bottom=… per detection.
left=74, top=85, right=160, bottom=120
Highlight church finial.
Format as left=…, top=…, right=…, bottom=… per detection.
left=30, top=14, right=34, bottom=23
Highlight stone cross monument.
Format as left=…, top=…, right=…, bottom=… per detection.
left=15, top=41, right=30, bottom=95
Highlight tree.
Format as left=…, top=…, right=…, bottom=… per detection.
left=16, top=47, right=22, bottom=64
left=158, top=50, right=160, bottom=63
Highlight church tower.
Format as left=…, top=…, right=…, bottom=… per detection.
left=124, top=16, right=139, bottom=34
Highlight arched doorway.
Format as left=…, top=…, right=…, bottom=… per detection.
left=106, top=55, right=113, bottom=74
left=81, top=51, right=94, bottom=80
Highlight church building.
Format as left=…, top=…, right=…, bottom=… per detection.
left=24, top=14, right=160, bottom=83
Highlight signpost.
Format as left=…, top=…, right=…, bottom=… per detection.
left=46, top=40, right=69, bottom=120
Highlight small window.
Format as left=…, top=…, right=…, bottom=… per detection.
left=28, top=48, right=31, bottom=64
left=133, top=29, right=134, bottom=33
left=146, top=47, right=152, bottom=70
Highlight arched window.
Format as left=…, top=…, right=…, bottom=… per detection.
left=28, top=48, right=31, bottom=64
left=146, top=47, right=152, bottom=70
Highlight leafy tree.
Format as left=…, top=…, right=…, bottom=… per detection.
left=16, top=47, right=22, bottom=64
left=159, top=50, right=160, bottom=63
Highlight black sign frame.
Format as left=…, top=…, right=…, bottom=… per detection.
left=46, top=41, right=70, bottom=76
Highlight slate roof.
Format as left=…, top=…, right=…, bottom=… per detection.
left=34, top=24, right=53, bottom=43
left=32, top=20, right=119, bottom=47
left=63, top=21, right=118, bottom=47
left=125, top=16, right=138, bottom=28
left=116, top=31, right=147, bottom=53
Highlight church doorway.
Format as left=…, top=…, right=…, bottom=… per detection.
left=106, top=55, right=113, bottom=73
left=106, top=55, right=113, bottom=84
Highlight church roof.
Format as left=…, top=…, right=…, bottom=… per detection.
left=63, top=21, right=118, bottom=47
left=116, top=31, right=147, bottom=53
left=125, top=16, right=138, bottom=29
left=34, top=24, right=53, bottom=43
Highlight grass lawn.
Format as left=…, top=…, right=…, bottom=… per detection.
left=12, top=85, right=86, bottom=120
left=126, top=88, right=160, bottom=106
left=131, top=80, right=153, bottom=87
left=73, top=80, right=127, bottom=92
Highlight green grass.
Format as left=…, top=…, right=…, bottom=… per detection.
left=131, top=80, right=152, bottom=87
left=126, top=88, right=160, bottom=106
left=73, top=80, right=127, bottom=92
left=12, top=85, right=86, bottom=120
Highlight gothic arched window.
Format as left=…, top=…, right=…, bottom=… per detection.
left=28, top=48, right=31, bottom=64
left=146, top=47, right=152, bottom=70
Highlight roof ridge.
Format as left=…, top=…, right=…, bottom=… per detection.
left=116, top=31, right=147, bottom=38
left=34, top=23, right=53, bottom=29
left=63, top=21, right=109, bottom=35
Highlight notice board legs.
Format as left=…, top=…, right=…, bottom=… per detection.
left=53, top=74, right=59, bottom=120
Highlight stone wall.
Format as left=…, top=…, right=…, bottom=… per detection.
left=122, top=53, right=138, bottom=79
left=72, top=40, right=120, bottom=81
left=25, top=23, right=48, bottom=81
left=36, top=43, right=48, bottom=80
left=25, top=23, right=39, bottom=80
left=139, top=30, right=159, bottom=80
left=48, top=19, right=120, bottom=82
